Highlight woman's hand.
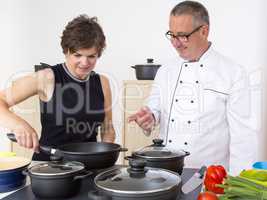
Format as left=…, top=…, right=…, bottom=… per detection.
left=12, top=122, right=40, bottom=153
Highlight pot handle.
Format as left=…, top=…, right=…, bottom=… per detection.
left=73, top=170, right=93, bottom=181
left=22, top=169, right=29, bottom=176
left=119, top=147, right=128, bottom=152
left=183, top=150, right=190, bottom=157
left=87, top=190, right=111, bottom=200
left=131, top=66, right=136, bottom=69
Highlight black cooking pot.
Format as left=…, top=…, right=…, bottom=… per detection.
left=7, top=133, right=127, bottom=169
left=131, top=58, right=161, bottom=80
left=25, top=161, right=92, bottom=198
left=132, top=139, right=190, bottom=175
left=0, top=156, right=30, bottom=192
left=88, top=158, right=182, bottom=200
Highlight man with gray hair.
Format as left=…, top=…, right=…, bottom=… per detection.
left=129, top=1, right=258, bottom=174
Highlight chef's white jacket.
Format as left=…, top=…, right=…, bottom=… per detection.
left=147, top=46, right=258, bottom=175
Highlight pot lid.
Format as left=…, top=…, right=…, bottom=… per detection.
left=29, top=161, right=85, bottom=176
left=95, top=159, right=181, bottom=194
left=134, top=58, right=161, bottom=67
left=134, top=139, right=187, bottom=160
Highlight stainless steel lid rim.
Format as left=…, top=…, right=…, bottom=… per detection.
left=134, top=155, right=184, bottom=161
left=94, top=166, right=182, bottom=194
left=28, top=161, right=85, bottom=176
left=96, top=183, right=180, bottom=195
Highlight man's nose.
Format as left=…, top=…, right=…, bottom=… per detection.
left=171, top=38, right=183, bottom=48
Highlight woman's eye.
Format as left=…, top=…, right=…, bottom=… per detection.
left=74, top=54, right=81, bottom=57
left=88, top=55, right=97, bottom=59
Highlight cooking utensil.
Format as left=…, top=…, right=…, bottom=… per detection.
left=0, top=156, right=30, bottom=192
left=131, top=58, right=161, bottom=80
left=26, top=161, right=92, bottom=198
left=7, top=133, right=128, bottom=169
left=181, top=166, right=206, bottom=194
left=132, top=139, right=190, bottom=174
left=88, top=158, right=182, bottom=200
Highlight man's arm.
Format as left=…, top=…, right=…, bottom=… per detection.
left=227, top=66, right=259, bottom=175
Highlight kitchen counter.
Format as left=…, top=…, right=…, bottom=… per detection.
left=0, top=167, right=202, bottom=200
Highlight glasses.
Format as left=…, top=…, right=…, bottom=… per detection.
left=165, top=25, right=204, bottom=43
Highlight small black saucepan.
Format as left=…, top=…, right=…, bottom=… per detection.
left=26, top=161, right=92, bottom=198
left=132, top=139, right=190, bottom=175
left=7, top=133, right=128, bottom=169
left=131, top=58, right=161, bottom=80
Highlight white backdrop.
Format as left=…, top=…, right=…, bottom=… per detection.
left=0, top=0, right=265, bottom=159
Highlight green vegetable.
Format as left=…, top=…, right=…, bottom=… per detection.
left=240, top=169, right=267, bottom=182
left=217, top=175, right=267, bottom=200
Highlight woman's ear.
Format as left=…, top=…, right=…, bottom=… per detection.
left=65, top=49, right=70, bottom=58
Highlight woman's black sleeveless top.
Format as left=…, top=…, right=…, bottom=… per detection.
left=32, top=64, right=105, bottom=161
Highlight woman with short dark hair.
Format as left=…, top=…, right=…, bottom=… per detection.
left=0, top=14, right=115, bottom=161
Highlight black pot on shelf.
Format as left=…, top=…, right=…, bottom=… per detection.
left=88, top=158, right=182, bottom=200
left=26, top=161, right=92, bottom=198
left=132, top=139, right=190, bottom=175
left=131, top=58, right=161, bottom=80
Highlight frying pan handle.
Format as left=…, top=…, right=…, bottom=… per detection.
left=87, top=190, right=111, bottom=200
left=7, top=133, right=17, bottom=142
left=39, top=145, right=62, bottom=157
left=7, top=133, right=59, bottom=156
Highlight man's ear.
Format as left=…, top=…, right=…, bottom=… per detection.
left=201, top=25, right=209, bottom=38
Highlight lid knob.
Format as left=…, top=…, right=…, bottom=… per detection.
left=152, top=139, right=165, bottom=147
left=129, top=158, right=146, bottom=170
left=147, top=58, right=154, bottom=63
left=127, top=158, right=148, bottom=177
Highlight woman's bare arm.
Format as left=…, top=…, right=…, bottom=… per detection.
left=99, top=75, right=115, bottom=143
left=0, top=68, right=54, bottom=151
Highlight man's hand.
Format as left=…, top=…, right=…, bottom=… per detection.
left=128, top=106, right=155, bottom=132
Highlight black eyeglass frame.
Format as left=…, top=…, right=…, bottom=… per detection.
left=165, top=25, right=204, bottom=42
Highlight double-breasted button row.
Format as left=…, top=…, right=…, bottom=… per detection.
left=168, top=140, right=188, bottom=146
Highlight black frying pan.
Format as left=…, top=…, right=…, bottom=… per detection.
left=7, top=133, right=127, bottom=169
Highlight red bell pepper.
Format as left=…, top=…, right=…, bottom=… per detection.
left=204, top=165, right=227, bottom=194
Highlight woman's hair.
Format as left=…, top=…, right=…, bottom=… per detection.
left=61, top=14, right=106, bottom=57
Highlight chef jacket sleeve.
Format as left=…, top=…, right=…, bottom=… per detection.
left=227, top=66, right=259, bottom=175
left=146, top=67, right=164, bottom=125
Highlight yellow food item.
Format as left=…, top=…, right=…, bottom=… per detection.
left=0, top=152, right=16, bottom=157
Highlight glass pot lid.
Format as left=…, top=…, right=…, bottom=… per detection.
left=29, top=161, right=85, bottom=176
left=134, top=139, right=187, bottom=159
left=94, top=159, right=181, bottom=194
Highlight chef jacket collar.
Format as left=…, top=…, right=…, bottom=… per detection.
left=181, top=42, right=213, bottom=64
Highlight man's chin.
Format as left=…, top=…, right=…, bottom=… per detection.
left=177, top=51, right=189, bottom=60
